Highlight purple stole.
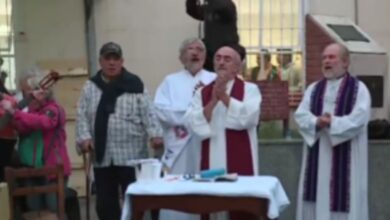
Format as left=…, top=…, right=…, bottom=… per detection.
left=304, top=73, right=359, bottom=212
left=200, top=78, right=256, bottom=220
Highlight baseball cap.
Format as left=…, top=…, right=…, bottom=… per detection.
left=99, top=42, right=122, bottom=57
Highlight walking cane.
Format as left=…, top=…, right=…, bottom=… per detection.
left=82, top=152, right=91, bottom=220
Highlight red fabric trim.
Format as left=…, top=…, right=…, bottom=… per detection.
left=200, top=81, right=214, bottom=170
left=201, top=139, right=210, bottom=170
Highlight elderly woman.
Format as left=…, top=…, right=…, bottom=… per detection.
left=1, top=74, right=71, bottom=213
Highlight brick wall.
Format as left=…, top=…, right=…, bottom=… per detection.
left=305, top=15, right=335, bottom=85
left=254, top=81, right=289, bottom=121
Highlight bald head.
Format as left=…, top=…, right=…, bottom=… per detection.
left=321, top=43, right=350, bottom=79
left=328, top=43, right=350, bottom=60
left=213, top=46, right=242, bottom=78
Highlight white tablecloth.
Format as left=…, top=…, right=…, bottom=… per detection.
left=121, top=175, right=290, bottom=220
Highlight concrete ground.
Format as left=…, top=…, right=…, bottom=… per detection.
left=78, top=196, right=152, bottom=220
left=78, top=196, right=98, bottom=220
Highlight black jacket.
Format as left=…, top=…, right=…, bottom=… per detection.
left=186, top=0, right=239, bottom=53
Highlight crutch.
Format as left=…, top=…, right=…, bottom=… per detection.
left=82, top=152, right=91, bottom=220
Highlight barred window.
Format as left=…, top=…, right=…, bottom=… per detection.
left=234, top=0, right=306, bottom=92
left=0, top=0, right=15, bottom=90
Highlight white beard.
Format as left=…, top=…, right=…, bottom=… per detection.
left=323, top=65, right=346, bottom=80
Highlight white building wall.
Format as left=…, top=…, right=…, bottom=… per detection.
left=13, top=0, right=390, bottom=99
left=308, top=0, right=356, bottom=21
left=13, top=0, right=86, bottom=79
left=308, top=0, right=390, bottom=118
left=358, top=0, right=390, bottom=117
left=93, top=0, right=199, bottom=95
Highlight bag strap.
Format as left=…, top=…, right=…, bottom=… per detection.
left=32, top=133, right=39, bottom=167
left=44, top=106, right=64, bottom=164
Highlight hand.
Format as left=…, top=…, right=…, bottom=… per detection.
left=1, top=100, right=15, bottom=114
left=215, top=74, right=230, bottom=88
left=316, top=113, right=331, bottom=129
left=150, top=137, right=163, bottom=149
left=80, top=139, right=93, bottom=154
left=215, top=84, right=227, bottom=99
left=214, top=74, right=229, bottom=99
left=211, top=85, right=219, bottom=102
left=323, top=113, right=332, bottom=126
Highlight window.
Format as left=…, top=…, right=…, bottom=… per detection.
left=0, top=0, right=15, bottom=90
left=233, top=0, right=305, bottom=93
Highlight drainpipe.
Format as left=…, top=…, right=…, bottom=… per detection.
left=84, top=0, right=97, bottom=77
left=354, top=0, right=359, bottom=25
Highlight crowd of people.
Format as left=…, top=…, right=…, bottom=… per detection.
left=0, top=0, right=370, bottom=220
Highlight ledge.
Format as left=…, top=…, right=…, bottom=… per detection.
left=259, top=138, right=390, bottom=145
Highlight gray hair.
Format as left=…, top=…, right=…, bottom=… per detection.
left=179, top=37, right=205, bottom=57
left=27, top=75, right=54, bottom=100
left=18, top=66, right=44, bottom=84
left=325, top=43, right=350, bottom=61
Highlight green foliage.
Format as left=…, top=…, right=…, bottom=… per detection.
left=258, top=121, right=302, bottom=139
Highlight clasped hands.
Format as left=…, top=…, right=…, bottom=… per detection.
left=316, top=112, right=332, bottom=129
left=211, top=74, right=230, bottom=102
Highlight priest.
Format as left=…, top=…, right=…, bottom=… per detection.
left=155, top=38, right=215, bottom=173
left=185, top=45, right=261, bottom=220
left=294, top=43, right=370, bottom=220
left=154, top=38, right=215, bottom=220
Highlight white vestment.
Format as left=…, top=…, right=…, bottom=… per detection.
left=294, top=77, right=370, bottom=220
left=154, top=69, right=215, bottom=220
left=185, top=79, right=261, bottom=220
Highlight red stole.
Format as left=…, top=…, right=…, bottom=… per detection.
left=200, top=78, right=254, bottom=175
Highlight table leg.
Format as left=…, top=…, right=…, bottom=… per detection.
left=131, top=211, right=144, bottom=220
left=201, top=214, right=210, bottom=220
left=151, top=209, right=159, bottom=220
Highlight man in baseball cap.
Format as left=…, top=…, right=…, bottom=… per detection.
left=77, top=41, right=163, bottom=220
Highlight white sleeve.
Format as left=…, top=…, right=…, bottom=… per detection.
left=294, top=83, right=320, bottom=147
left=184, top=89, right=212, bottom=140
left=225, top=83, right=261, bottom=130
left=154, top=79, right=186, bottom=126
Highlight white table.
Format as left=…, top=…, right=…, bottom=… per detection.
left=121, top=175, right=290, bottom=220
